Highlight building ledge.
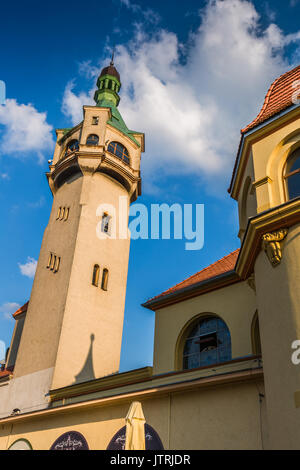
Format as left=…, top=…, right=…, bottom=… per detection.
left=0, top=357, right=262, bottom=424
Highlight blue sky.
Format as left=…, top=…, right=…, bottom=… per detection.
left=1, top=0, right=300, bottom=372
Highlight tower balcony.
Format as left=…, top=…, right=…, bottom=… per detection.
left=47, top=149, right=141, bottom=202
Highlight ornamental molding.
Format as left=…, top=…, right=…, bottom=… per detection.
left=262, top=228, right=288, bottom=267
left=247, top=273, right=256, bottom=291
left=235, top=198, right=300, bottom=279
left=252, top=176, right=273, bottom=190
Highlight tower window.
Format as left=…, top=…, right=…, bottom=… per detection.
left=107, top=141, right=130, bottom=165
left=182, top=316, right=231, bottom=370
left=92, top=116, right=99, bottom=125
left=64, top=139, right=79, bottom=157
left=64, top=207, right=70, bottom=221
left=101, top=268, right=109, bottom=291
left=86, top=134, right=99, bottom=146
left=101, top=213, right=111, bottom=234
left=47, top=252, right=61, bottom=273
left=92, top=264, right=100, bottom=287
left=56, top=207, right=70, bottom=221
left=284, top=149, right=300, bottom=200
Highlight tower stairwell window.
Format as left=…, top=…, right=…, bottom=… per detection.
left=101, top=268, right=109, bottom=291
left=86, top=134, right=99, bottom=146
left=92, top=265, right=100, bottom=287
left=64, top=139, right=79, bottom=157
left=285, top=148, right=300, bottom=200
left=183, top=316, right=231, bottom=370
left=101, top=213, right=111, bottom=234
left=107, top=141, right=130, bottom=165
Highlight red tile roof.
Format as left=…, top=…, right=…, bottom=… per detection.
left=0, top=369, right=11, bottom=379
left=13, top=301, right=29, bottom=319
left=146, top=249, right=240, bottom=305
left=242, top=64, right=300, bottom=134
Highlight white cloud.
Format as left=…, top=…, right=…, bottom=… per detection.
left=18, top=257, right=37, bottom=279
left=0, top=340, right=6, bottom=361
left=62, top=81, right=94, bottom=125
left=0, top=302, right=20, bottom=321
left=27, top=196, right=45, bottom=209
left=62, top=0, right=300, bottom=192
left=0, top=99, right=54, bottom=163
left=0, top=173, right=9, bottom=180
left=119, top=0, right=160, bottom=23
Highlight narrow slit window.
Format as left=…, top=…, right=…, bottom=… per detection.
left=64, top=207, right=70, bottom=221
left=92, top=264, right=100, bottom=287
left=56, top=207, right=61, bottom=220
left=101, top=268, right=109, bottom=291
left=92, top=116, right=99, bottom=125
left=60, top=207, right=65, bottom=220
left=50, top=255, right=56, bottom=271
left=101, top=213, right=111, bottom=234
left=47, top=253, right=52, bottom=268
left=54, top=256, right=60, bottom=273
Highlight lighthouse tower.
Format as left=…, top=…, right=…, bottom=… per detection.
left=9, top=59, right=144, bottom=411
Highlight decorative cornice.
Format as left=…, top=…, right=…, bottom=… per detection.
left=0, top=359, right=262, bottom=424
left=49, top=367, right=153, bottom=403
left=252, top=176, right=273, bottom=190
left=262, top=228, right=288, bottom=267
left=236, top=198, right=300, bottom=279
left=230, top=107, right=300, bottom=200
left=47, top=152, right=140, bottom=198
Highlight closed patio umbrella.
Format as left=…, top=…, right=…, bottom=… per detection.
left=125, top=401, right=146, bottom=450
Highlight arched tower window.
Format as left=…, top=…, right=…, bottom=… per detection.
left=182, top=316, right=231, bottom=370
left=107, top=141, right=130, bottom=165
left=284, top=149, right=300, bottom=200
left=86, top=134, right=99, bottom=146
left=101, top=268, right=109, bottom=291
left=64, top=139, right=79, bottom=157
left=92, top=264, right=100, bottom=287
left=101, top=213, right=111, bottom=235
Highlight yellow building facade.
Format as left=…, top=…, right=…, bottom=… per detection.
left=0, top=62, right=300, bottom=450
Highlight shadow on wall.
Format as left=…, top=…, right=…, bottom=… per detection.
left=73, top=334, right=96, bottom=384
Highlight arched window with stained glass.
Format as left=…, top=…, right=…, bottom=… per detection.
left=64, top=139, right=79, bottom=157
left=107, top=141, right=130, bottom=165
left=183, top=316, right=232, bottom=370
left=86, top=134, right=99, bottom=146
left=284, top=148, right=300, bottom=200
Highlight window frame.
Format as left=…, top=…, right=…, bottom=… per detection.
left=86, top=134, right=99, bottom=146
left=107, top=141, right=130, bottom=165
left=175, top=314, right=232, bottom=371
left=64, top=139, right=79, bottom=157
left=92, top=264, right=100, bottom=287
left=283, top=149, right=300, bottom=201
left=101, top=268, right=109, bottom=291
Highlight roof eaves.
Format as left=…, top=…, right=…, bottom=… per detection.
left=229, top=102, right=300, bottom=197
left=142, top=270, right=240, bottom=311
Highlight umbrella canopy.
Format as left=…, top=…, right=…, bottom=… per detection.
left=125, top=401, right=146, bottom=450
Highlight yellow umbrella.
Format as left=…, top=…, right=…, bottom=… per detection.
left=125, top=401, right=146, bottom=450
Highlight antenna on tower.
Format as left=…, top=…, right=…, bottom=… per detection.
left=110, top=46, right=115, bottom=66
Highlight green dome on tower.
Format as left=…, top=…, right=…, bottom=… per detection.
left=94, top=56, right=121, bottom=107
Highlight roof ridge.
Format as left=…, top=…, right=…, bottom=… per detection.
left=241, top=64, right=300, bottom=134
